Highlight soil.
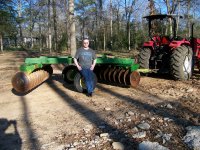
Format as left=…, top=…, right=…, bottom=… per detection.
left=0, top=51, right=199, bottom=150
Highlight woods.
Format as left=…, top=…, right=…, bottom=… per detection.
left=0, top=0, right=200, bottom=53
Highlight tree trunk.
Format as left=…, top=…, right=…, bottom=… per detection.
left=187, top=0, right=191, bottom=37
left=104, top=26, right=106, bottom=51
left=128, top=22, right=130, bottom=51
left=165, top=0, right=172, bottom=36
left=0, top=34, right=3, bottom=53
left=64, top=0, right=69, bottom=51
left=95, top=2, right=98, bottom=50
left=164, top=0, right=178, bottom=36
left=81, top=20, right=85, bottom=38
left=46, top=36, right=48, bottom=49
left=149, top=0, right=155, bottom=15
left=39, top=17, right=42, bottom=53
left=126, top=0, right=134, bottom=51
left=48, top=0, right=52, bottom=54
left=69, top=0, right=76, bottom=57
left=133, top=22, right=137, bottom=49
left=110, top=0, right=113, bottom=50
left=52, top=0, right=58, bottom=52
left=18, top=0, right=23, bottom=45
left=30, top=0, right=33, bottom=48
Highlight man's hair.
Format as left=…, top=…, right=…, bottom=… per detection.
left=82, top=35, right=89, bottom=40
left=83, top=37, right=89, bottom=41
left=82, top=39, right=90, bottom=44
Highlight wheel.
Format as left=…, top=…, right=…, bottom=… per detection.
left=130, top=71, right=140, bottom=88
left=170, top=45, right=193, bottom=80
left=62, top=65, right=78, bottom=84
left=138, top=47, right=151, bottom=69
left=73, top=72, right=97, bottom=93
left=42, top=65, right=53, bottom=75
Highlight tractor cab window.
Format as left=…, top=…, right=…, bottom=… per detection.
left=148, top=17, right=173, bottom=44
left=150, top=17, right=174, bottom=39
left=191, top=22, right=200, bottom=38
left=176, top=20, right=191, bottom=40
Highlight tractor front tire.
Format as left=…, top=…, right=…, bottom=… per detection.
left=74, top=72, right=97, bottom=93
left=170, top=46, right=193, bottom=80
left=138, top=47, right=151, bottom=69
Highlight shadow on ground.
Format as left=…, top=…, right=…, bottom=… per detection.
left=0, top=118, right=22, bottom=150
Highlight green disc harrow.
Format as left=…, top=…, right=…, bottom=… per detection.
left=12, top=55, right=140, bottom=93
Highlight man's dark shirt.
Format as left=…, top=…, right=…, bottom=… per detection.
left=74, top=47, right=96, bottom=69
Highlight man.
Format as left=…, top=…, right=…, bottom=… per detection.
left=74, top=38, right=96, bottom=97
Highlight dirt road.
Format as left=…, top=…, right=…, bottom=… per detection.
left=0, top=51, right=199, bottom=150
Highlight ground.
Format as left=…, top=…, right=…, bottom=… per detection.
left=0, top=51, right=200, bottom=150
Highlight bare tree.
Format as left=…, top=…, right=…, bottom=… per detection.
left=125, top=0, right=135, bottom=51
left=29, top=0, right=33, bottom=48
left=110, top=0, right=113, bottom=50
left=17, top=0, right=23, bottom=45
left=64, top=0, right=69, bottom=50
left=48, top=0, right=52, bottom=53
left=0, top=34, right=3, bottom=52
left=163, top=0, right=179, bottom=35
left=69, top=0, right=76, bottom=57
left=186, top=0, right=191, bottom=36
left=149, top=0, right=156, bottom=15
left=52, top=0, right=58, bottom=52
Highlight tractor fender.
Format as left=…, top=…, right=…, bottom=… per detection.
left=169, top=40, right=190, bottom=49
left=143, top=41, right=154, bottom=49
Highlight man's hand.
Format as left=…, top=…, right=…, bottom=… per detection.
left=74, top=58, right=82, bottom=70
left=90, top=59, right=96, bottom=70
left=90, top=64, right=95, bottom=70
left=77, top=65, right=82, bottom=71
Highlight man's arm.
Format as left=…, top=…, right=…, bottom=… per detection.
left=90, top=59, right=96, bottom=70
left=74, top=58, right=82, bottom=70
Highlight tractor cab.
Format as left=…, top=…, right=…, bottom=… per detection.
left=143, top=14, right=183, bottom=48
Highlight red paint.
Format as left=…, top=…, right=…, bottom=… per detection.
left=193, top=38, right=200, bottom=58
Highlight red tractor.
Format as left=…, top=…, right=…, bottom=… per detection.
left=138, top=14, right=200, bottom=80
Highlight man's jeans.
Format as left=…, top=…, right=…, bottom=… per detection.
left=80, top=68, right=94, bottom=94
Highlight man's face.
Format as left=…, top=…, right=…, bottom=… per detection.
left=83, top=39, right=89, bottom=48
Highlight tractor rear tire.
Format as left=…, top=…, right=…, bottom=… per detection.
left=170, top=45, right=193, bottom=80
left=138, top=47, right=151, bottom=69
left=74, top=72, right=97, bottom=93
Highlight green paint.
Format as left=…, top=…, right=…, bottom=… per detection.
left=96, top=56, right=135, bottom=65
left=20, top=63, right=43, bottom=74
left=130, top=64, right=140, bottom=71
left=25, top=56, right=73, bottom=64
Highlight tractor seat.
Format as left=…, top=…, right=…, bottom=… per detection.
left=161, top=36, right=170, bottom=44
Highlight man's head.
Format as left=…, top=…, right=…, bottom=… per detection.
left=82, top=38, right=89, bottom=49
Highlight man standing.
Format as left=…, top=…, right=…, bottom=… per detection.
left=74, top=38, right=96, bottom=97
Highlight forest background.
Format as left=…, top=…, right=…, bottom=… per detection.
left=0, top=0, right=200, bottom=55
